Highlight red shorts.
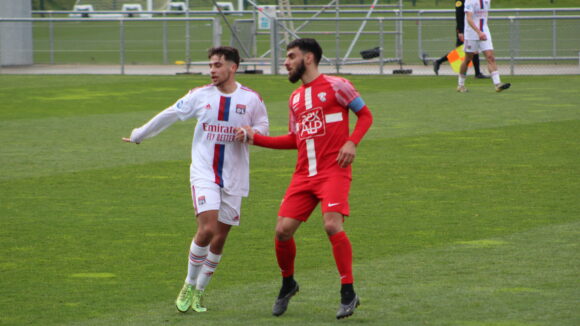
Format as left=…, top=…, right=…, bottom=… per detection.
left=278, top=173, right=351, bottom=221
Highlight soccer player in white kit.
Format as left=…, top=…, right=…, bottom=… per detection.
left=122, top=47, right=269, bottom=313
left=458, top=0, right=511, bottom=93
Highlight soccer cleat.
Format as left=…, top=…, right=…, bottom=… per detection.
left=272, top=282, right=299, bottom=316
left=475, top=73, right=490, bottom=79
left=175, top=283, right=194, bottom=313
left=336, top=294, right=360, bottom=319
left=433, top=61, right=441, bottom=76
left=457, top=85, right=468, bottom=93
left=191, top=289, right=207, bottom=312
left=495, top=83, right=511, bottom=92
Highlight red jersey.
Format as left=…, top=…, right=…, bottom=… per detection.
left=287, top=74, right=364, bottom=178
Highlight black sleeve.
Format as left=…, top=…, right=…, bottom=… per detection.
left=456, top=0, right=465, bottom=34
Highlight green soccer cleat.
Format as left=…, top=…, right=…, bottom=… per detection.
left=175, top=283, right=194, bottom=313
left=192, top=289, right=207, bottom=312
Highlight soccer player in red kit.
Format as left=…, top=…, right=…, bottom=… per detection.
left=237, top=38, right=373, bottom=319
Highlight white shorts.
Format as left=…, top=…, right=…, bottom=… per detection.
left=464, top=38, right=494, bottom=53
left=191, top=182, right=242, bottom=226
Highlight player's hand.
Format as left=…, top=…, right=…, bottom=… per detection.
left=234, top=126, right=255, bottom=144
left=478, top=32, right=487, bottom=41
left=337, top=140, right=356, bottom=168
left=458, top=33, right=464, bottom=43
left=122, top=137, right=139, bottom=144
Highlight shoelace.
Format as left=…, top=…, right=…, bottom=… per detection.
left=179, top=287, right=192, bottom=300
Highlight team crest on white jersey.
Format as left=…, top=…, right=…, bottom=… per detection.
left=298, top=108, right=326, bottom=139
left=317, top=92, right=327, bottom=102
left=236, top=104, right=246, bottom=114
left=204, top=103, right=211, bottom=110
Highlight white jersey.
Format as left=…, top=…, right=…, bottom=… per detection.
left=464, top=0, right=492, bottom=41
left=130, top=82, right=269, bottom=197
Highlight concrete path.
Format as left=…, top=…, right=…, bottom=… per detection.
left=1, top=63, right=579, bottom=76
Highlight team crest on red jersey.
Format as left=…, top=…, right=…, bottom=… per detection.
left=291, top=93, right=301, bottom=111
left=298, top=108, right=326, bottom=139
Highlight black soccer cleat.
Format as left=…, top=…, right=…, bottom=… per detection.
left=495, top=83, right=511, bottom=92
left=272, top=282, right=299, bottom=316
left=475, top=73, right=490, bottom=79
left=336, top=294, right=360, bottom=319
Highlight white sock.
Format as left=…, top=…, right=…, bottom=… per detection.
left=196, top=251, right=222, bottom=291
left=186, top=241, right=208, bottom=285
left=458, top=74, right=466, bottom=87
left=491, top=71, right=501, bottom=85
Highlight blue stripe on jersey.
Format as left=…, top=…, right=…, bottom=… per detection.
left=348, top=97, right=366, bottom=113
left=218, top=96, right=231, bottom=121
left=213, top=144, right=226, bottom=188
left=223, top=96, right=231, bottom=121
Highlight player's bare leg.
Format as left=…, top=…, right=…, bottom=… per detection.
left=273, top=217, right=301, bottom=316
left=457, top=52, right=474, bottom=93
left=482, top=49, right=511, bottom=92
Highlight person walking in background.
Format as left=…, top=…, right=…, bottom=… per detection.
left=433, top=0, right=489, bottom=79
left=457, top=0, right=511, bottom=92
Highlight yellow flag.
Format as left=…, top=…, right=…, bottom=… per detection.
left=447, top=45, right=473, bottom=73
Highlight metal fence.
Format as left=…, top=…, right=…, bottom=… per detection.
left=416, top=8, right=580, bottom=75
left=0, top=8, right=579, bottom=75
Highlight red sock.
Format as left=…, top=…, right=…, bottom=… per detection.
left=329, top=231, right=354, bottom=284
left=275, top=237, right=296, bottom=278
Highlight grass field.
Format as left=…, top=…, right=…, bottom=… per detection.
left=0, top=74, right=579, bottom=325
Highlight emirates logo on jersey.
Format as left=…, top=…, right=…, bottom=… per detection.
left=298, top=108, right=326, bottom=139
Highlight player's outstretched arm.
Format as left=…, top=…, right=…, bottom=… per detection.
left=235, top=125, right=297, bottom=149
left=235, top=126, right=297, bottom=149
left=122, top=107, right=180, bottom=145
left=122, top=137, right=139, bottom=144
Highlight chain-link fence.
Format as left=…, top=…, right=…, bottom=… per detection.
left=1, top=6, right=579, bottom=75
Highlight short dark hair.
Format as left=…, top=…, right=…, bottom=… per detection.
left=287, top=38, right=322, bottom=65
left=208, top=46, right=240, bottom=67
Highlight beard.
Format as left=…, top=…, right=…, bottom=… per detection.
left=288, top=60, right=306, bottom=83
